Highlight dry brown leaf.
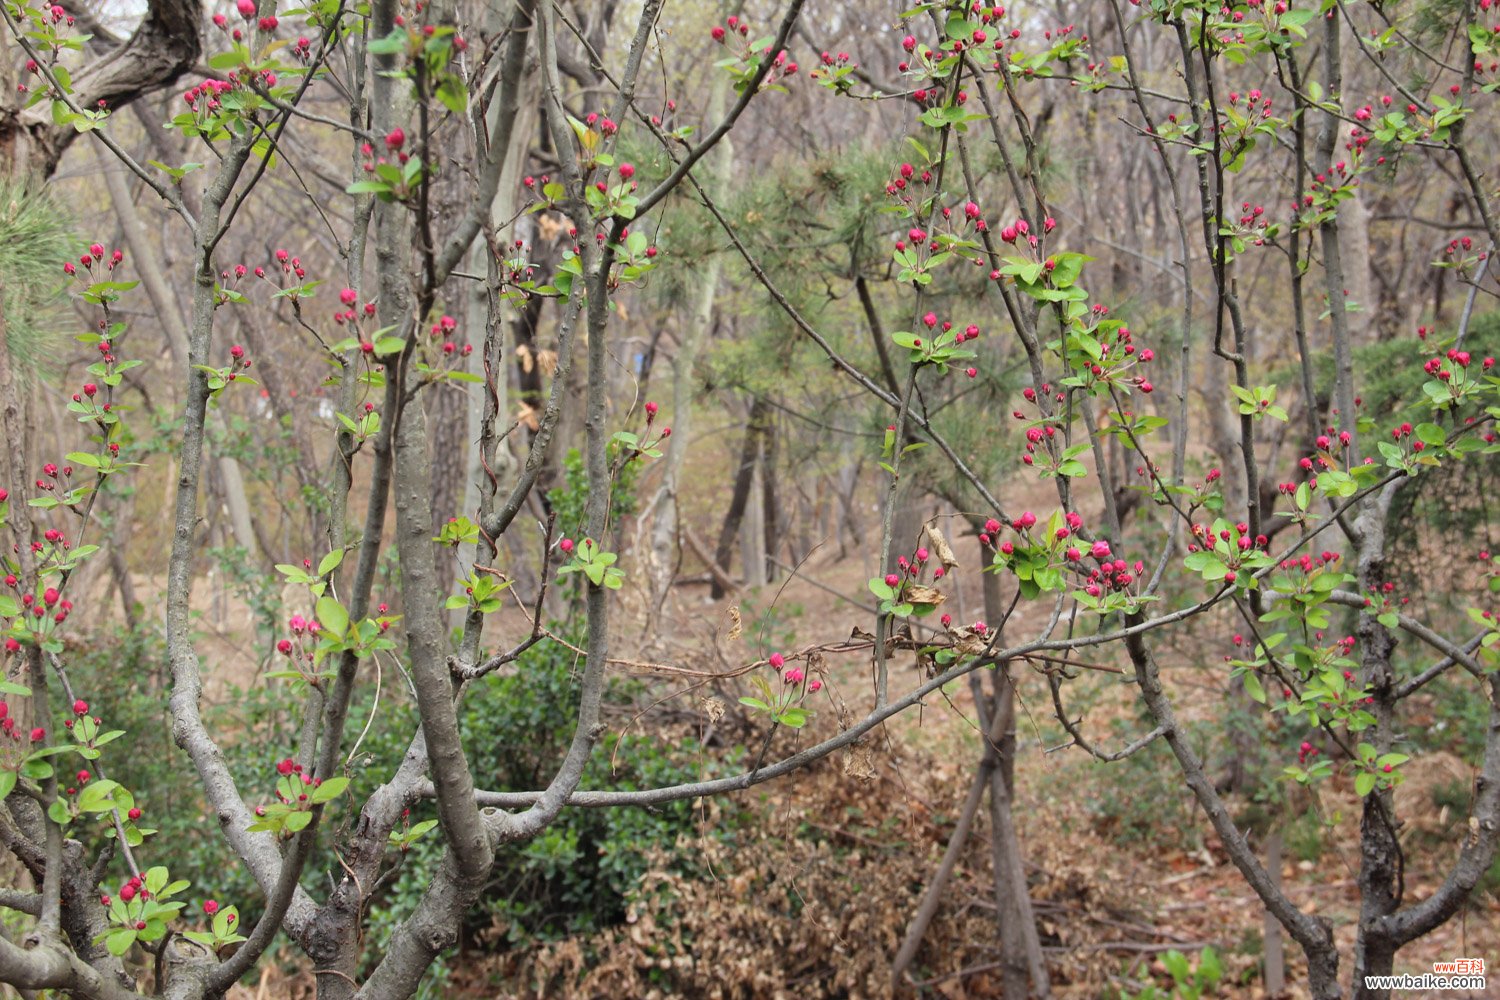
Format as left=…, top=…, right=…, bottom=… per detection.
left=536, top=349, right=558, bottom=377
left=515, top=401, right=539, bottom=431
left=536, top=213, right=563, bottom=243
left=515, top=343, right=534, bottom=373
left=924, top=520, right=960, bottom=571
left=699, top=696, right=726, bottom=725
left=725, top=605, right=742, bottom=641
left=949, top=627, right=989, bottom=656
left=842, top=743, right=877, bottom=781
left=905, top=584, right=946, bottom=607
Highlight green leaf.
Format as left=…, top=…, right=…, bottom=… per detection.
left=144, top=867, right=169, bottom=895
left=1355, top=772, right=1376, bottom=797
left=315, top=596, right=348, bottom=637
left=367, top=29, right=408, bottom=54
left=77, top=779, right=120, bottom=813
left=206, top=48, right=248, bottom=70
left=778, top=707, right=808, bottom=729
left=1414, top=422, right=1446, bottom=446
left=1243, top=670, right=1265, bottom=704
left=317, top=549, right=344, bottom=577
left=284, top=810, right=313, bottom=833
left=309, top=776, right=349, bottom=804
left=105, top=928, right=137, bottom=956
left=0, top=771, right=14, bottom=800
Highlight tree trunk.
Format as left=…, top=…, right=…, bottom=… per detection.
left=981, top=572, right=1049, bottom=998
left=428, top=386, right=466, bottom=527
left=741, top=436, right=767, bottom=589
left=760, top=406, right=779, bottom=581
left=711, top=395, right=770, bottom=598
left=644, top=67, right=729, bottom=626
left=1264, top=831, right=1286, bottom=994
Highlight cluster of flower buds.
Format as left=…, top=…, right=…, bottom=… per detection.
left=333, top=286, right=378, bottom=330
left=62, top=243, right=123, bottom=278
left=264, top=757, right=325, bottom=807
left=0, top=700, right=21, bottom=742
left=500, top=238, right=538, bottom=284
left=13, top=575, right=74, bottom=627
left=1078, top=541, right=1144, bottom=598
left=425, top=313, right=472, bottom=358
left=581, top=111, right=618, bottom=137
left=182, top=77, right=235, bottom=115
left=226, top=344, right=252, bottom=380
left=272, top=248, right=307, bottom=282
left=886, top=160, right=934, bottom=200
left=1363, top=579, right=1411, bottom=614
left=108, top=874, right=151, bottom=926
left=766, top=651, right=820, bottom=691
left=710, top=15, right=751, bottom=43
left=35, top=461, right=73, bottom=492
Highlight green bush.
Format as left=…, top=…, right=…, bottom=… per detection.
left=63, top=618, right=739, bottom=988
left=362, top=633, right=744, bottom=952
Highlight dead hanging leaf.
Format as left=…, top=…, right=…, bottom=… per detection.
left=515, top=401, right=539, bottom=431
left=725, top=606, right=742, bottom=641
left=949, top=627, right=990, bottom=657
left=515, top=343, right=535, bottom=373
left=842, top=742, right=877, bottom=781
left=536, top=213, right=564, bottom=243
left=904, top=584, right=946, bottom=607
left=924, top=521, right=960, bottom=572
left=536, top=349, right=558, bottom=377
left=699, top=696, right=726, bottom=725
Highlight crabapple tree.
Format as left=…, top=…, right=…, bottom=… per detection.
left=0, top=1, right=1498, bottom=1000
